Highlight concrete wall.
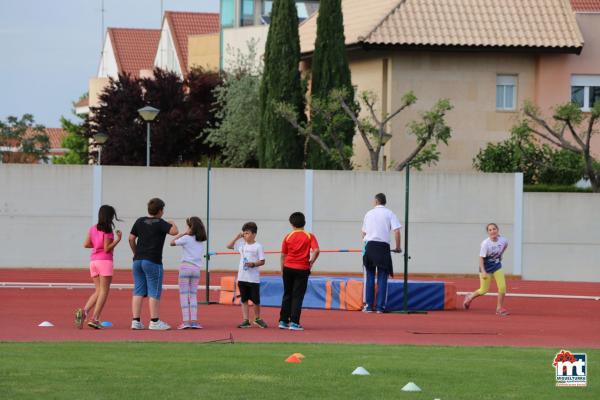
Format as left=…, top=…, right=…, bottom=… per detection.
left=1, top=165, right=598, bottom=282
left=523, top=192, right=600, bottom=282
left=0, top=165, right=93, bottom=267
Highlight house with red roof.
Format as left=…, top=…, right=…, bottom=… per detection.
left=154, top=11, right=220, bottom=76
left=1, top=128, right=67, bottom=164
left=97, top=28, right=161, bottom=80
left=297, top=0, right=599, bottom=171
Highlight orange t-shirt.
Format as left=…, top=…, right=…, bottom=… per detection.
left=281, top=229, right=319, bottom=270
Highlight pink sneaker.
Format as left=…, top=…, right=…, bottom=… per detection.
left=463, top=294, right=473, bottom=310
left=496, top=308, right=510, bottom=316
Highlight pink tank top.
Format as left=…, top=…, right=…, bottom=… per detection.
left=89, top=225, right=114, bottom=261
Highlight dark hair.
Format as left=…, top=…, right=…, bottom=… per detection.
left=97, top=205, right=121, bottom=233
left=242, top=221, right=258, bottom=234
left=148, top=197, right=165, bottom=216
left=375, top=193, right=387, bottom=205
left=486, top=223, right=499, bottom=231
left=289, top=212, right=306, bottom=228
left=187, top=216, right=207, bottom=242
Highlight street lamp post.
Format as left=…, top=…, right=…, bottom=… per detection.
left=137, top=106, right=160, bottom=167
left=93, top=132, right=109, bottom=165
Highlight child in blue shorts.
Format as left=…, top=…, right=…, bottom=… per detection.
left=129, top=198, right=178, bottom=330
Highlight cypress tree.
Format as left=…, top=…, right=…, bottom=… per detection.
left=308, top=0, right=355, bottom=169
left=258, top=0, right=304, bottom=168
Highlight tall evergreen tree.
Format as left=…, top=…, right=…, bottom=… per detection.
left=308, top=0, right=355, bottom=169
left=258, top=0, right=304, bottom=168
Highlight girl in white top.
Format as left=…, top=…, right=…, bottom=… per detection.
left=463, top=223, right=509, bottom=316
left=170, top=217, right=206, bottom=329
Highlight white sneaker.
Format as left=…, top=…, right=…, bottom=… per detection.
left=149, top=320, right=171, bottom=330
left=131, top=320, right=145, bottom=330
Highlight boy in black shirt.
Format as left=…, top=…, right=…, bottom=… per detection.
left=129, top=198, right=178, bottom=330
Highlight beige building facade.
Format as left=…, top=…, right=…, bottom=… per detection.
left=299, top=0, right=586, bottom=171
left=348, top=51, right=537, bottom=171
left=188, top=33, right=220, bottom=71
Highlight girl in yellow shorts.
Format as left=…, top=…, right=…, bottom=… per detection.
left=463, top=223, right=509, bottom=316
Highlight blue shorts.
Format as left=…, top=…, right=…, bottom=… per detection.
left=132, top=259, right=164, bottom=299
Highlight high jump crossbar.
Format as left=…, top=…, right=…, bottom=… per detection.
left=207, top=249, right=362, bottom=256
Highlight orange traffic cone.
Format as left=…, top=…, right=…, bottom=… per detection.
left=285, top=355, right=301, bottom=363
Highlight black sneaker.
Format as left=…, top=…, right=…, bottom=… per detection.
left=238, top=319, right=251, bottom=328
left=253, top=318, right=268, bottom=328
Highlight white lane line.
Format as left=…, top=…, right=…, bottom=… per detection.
left=456, top=291, right=600, bottom=301
left=0, top=282, right=221, bottom=290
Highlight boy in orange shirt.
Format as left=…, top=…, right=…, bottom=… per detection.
left=278, top=212, right=320, bottom=331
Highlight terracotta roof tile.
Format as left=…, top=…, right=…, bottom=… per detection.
left=74, top=98, right=89, bottom=108
left=24, top=128, right=67, bottom=149
left=570, top=0, right=600, bottom=11
left=300, top=0, right=584, bottom=53
left=108, top=28, right=161, bottom=78
left=165, top=11, right=220, bottom=72
left=45, top=128, right=68, bottom=149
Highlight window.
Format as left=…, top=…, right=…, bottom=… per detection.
left=496, top=75, right=517, bottom=111
left=261, top=1, right=320, bottom=24
left=571, top=75, right=600, bottom=111
left=221, top=0, right=235, bottom=28
left=241, top=0, right=255, bottom=26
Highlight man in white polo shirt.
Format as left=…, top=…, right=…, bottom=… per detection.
left=361, top=193, right=402, bottom=313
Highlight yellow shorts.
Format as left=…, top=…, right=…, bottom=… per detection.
left=476, top=269, right=506, bottom=295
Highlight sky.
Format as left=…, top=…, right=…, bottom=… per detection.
left=0, top=0, right=220, bottom=127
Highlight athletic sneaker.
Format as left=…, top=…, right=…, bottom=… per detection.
left=463, top=294, right=473, bottom=310
left=253, top=318, right=268, bottom=329
left=362, top=305, right=373, bottom=313
left=278, top=321, right=289, bottom=329
left=177, top=323, right=191, bottom=330
left=149, top=320, right=171, bottom=330
left=131, top=320, right=145, bottom=330
left=238, top=319, right=251, bottom=328
left=288, top=322, right=304, bottom=331
left=74, top=308, right=85, bottom=329
left=87, top=320, right=101, bottom=330
left=190, top=322, right=203, bottom=329
left=496, top=308, right=510, bottom=316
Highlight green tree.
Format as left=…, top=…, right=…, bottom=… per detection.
left=258, top=0, right=304, bottom=168
left=521, top=101, right=600, bottom=191
left=206, top=41, right=262, bottom=167
left=473, top=121, right=584, bottom=185
left=0, top=114, right=49, bottom=163
left=308, top=0, right=355, bottom=169
left=276, top=93, right=353, bottom=170
left=52, top=115, right=88, bottom=165
left=339, top=90, right=453, bottom=171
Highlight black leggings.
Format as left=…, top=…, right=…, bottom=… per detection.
left=279, top=267, right=310, bottom=324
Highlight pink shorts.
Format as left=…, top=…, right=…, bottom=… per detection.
left=89, top=260, right=114, bottom=277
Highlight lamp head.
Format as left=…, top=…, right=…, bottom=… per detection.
left=137, top=106, right=160, bottom=121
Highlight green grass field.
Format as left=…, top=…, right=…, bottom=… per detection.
left=1, top=343, right=597, bottom=399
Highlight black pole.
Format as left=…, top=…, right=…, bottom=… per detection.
left=201, top=160, right=213, bottom=304
left=394, top=163, right=426, bottom=314
left=403, top=163, right=410, bottom=312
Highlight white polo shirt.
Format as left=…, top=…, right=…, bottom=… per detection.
left=362, top=205, right=402, bottom=244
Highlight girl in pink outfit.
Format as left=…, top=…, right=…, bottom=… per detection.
left=76, top=205, right=122, bottom=329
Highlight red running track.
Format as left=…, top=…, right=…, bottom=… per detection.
left=1, top=269, right=599, bottom=348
